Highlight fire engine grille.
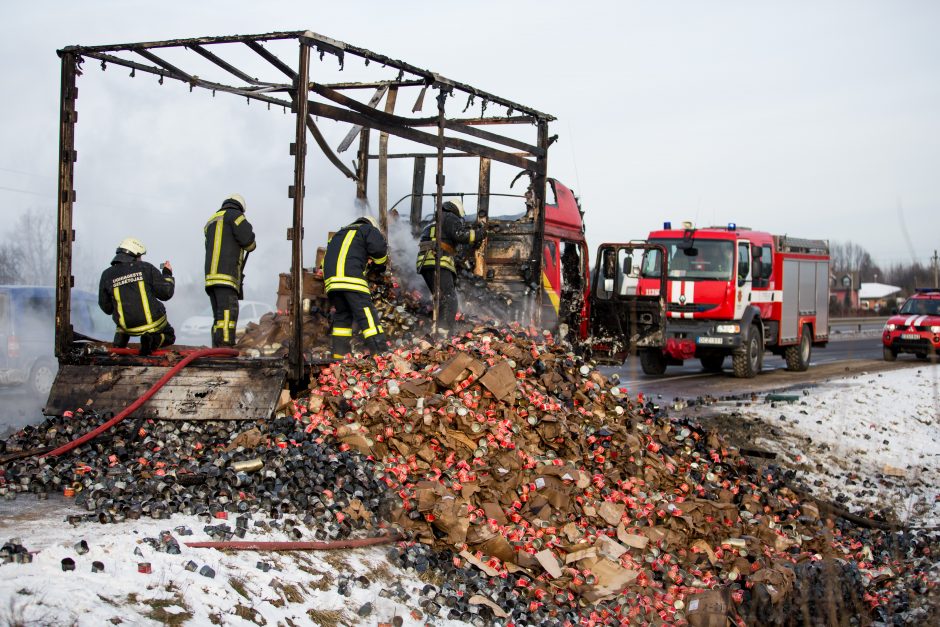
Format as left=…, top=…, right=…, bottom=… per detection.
left=667, top=303, right=718, bottom=314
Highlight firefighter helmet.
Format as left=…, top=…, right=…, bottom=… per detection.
left=226, top=193, right=247, bottom=212
left=355, top=215, right=380, bottom=230
left=117, top=237, right=146, bottom=257
left=443, top=198, right=465, bottom=218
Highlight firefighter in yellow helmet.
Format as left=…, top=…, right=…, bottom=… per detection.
left=98, top=238, right=176, bottom=355
left=204, top=193, right=256, bottom=347
left=416, top=198, right=483, bottom=334
left=322, top=215, right=389, bottom=358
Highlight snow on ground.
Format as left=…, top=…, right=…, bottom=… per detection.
left=0, top=506, right=463, bottom=627
left=739, top=363, right=940, bottom=526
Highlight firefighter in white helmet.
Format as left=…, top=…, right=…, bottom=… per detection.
left=204, top=193, right=256, bottom=347
left=98, top=238, right=176, bottom=355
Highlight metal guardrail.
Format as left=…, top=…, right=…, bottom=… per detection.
left=830, top=316, right=889, bottom=332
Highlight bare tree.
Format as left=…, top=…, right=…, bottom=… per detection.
left=830, top=240, right=882, bottom=283
left=0, top=208, right=55, bottom=285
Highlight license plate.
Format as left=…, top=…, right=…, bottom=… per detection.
left=697, top=337, right=723, bottom=345
left=901, top=333, right=921, bottom=340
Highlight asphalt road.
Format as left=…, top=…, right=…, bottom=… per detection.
left=604, top=334, right=919, bottom=402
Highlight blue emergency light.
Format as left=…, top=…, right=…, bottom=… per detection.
left=915, top=287, right=940, bottom=293
left=728, top=222, right=737, bottom=231
left=663, top=221, right=672, bottom=230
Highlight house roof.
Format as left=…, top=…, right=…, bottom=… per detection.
left=859, top=282, right=902, bottom=300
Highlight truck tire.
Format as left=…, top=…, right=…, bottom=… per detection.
left=784, top=324, right=812, bottom=372
left=732, top=324, right=763, bottom=378
left=700, top=354, right=725, bottom=372
left=882, top=346, right=897, bottom=362
left=29, top=358, right=57, bottom=397
left=640, top=349, right=667, bottom=376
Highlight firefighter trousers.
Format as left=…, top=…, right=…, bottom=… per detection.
left=421, top=268, right=458, bottom=333
left=113, top=325, right=176, bottom=356
left=206, top=286, right=240, bottom=347
left=327, top=290, right=386, bottom=357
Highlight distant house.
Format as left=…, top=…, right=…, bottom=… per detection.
left=830, top=272, right=860, bottom=310
left=858, top=282, right=902, bottom=312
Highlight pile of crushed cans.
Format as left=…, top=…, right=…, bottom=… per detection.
left=1, top=324, right=938, bottom=625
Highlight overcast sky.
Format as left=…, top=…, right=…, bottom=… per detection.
left=1, top=0, right=937, bottom=315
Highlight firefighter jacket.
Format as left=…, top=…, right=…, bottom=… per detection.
left=204, top=199, right=257, bottom=291
left=322, top=221, right=389, bottom=295
left=416, top=211, right=479, bottom=274
left=98, top=252, right=175, bottom=335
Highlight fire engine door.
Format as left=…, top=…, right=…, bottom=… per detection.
left=588, top=243, right=667, bottom=364
left=733, top=240, right=752, bottom=320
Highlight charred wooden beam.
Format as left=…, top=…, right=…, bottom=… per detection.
left=410, top=157, right=426, bottom=238
left=305, top=116, right=357, bottom=181
left=378, top=86, right=398, bottom=235
left=188, top=43, right=279, bottom=87
left=307, top=100, right=537, bottom=171
left=367, top=151, right=530, bottom=160
left=55, top=52, right=78, bottom=360
left=245, top=39, right=297, bottom=79
left=81, top=51, right=293, bottom=109
left=336, top=86, right=388, bottom=153
left=288, top=42, right=310, bottom=384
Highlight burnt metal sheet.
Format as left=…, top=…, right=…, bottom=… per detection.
left=44, top=364, right=287, bottom=420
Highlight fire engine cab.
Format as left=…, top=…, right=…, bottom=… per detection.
left=590, top=223, right=830, bottom=378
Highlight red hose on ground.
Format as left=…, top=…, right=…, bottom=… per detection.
left=185, top=534, right=402, bottom=551
left=42, top=348, right=239, bottom=458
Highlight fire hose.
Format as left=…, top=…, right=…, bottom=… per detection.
left=185, top=533, right=402, bottom=551
left=40, top=347, right=239, bottom=459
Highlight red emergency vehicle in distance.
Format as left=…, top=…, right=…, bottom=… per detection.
left=882, top=288, right=940, bottom=361
left=630, top=223, right=830, bottom=378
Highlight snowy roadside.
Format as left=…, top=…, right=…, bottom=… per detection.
left=737, top=364, right=940, bottom=527
left=0, top=508, right=463, bottom=627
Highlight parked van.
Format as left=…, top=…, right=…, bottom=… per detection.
left=0, top=286, right=111, bottom=396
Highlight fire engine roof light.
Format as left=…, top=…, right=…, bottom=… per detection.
left=914, top=287, right=940, bottom=293
left=663, top=221, right=672, bottom=230
left=728, top=222, right=737, bottom=231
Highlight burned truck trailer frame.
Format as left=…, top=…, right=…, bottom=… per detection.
left=50, top=31, right=556, bottom=418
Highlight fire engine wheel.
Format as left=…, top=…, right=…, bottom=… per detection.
left=784, top=325, right=812, bottom=372
left=732, top=325, right=763, bottom=379
left=700, top=354, right=725, bottom=372
left=883, top=346, right=897, bottom=362
left=639, top=350, right=667, bottom=376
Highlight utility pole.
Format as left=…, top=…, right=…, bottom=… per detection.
left=933, top=249, right=939, bottom=289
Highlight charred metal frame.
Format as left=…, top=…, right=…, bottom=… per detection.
left=54, top=31, right=554, bottom=383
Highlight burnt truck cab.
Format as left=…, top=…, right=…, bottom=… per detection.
left=472, top=178, right=591, bottom=336
left=629, top=224, right=830, bottom=377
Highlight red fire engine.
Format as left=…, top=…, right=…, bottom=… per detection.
left=588, top=223, right=830, bottom=378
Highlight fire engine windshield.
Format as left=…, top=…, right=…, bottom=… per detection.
left=641, top=239, right=735, bottom=281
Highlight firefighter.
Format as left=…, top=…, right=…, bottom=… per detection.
left=98, top=238, right=176, bottom=355
left=415, top=199, right=484, bottom=335
left=322, top=215, right=389, bottom=358
left=204, top=193, right=256, bottom=347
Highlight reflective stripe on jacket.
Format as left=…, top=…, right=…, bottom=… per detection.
left=322, top=221, right=388, bottom=294
left=415, top=211, right=476, bottom=274
left=98, top=253, right=175, bottom=335
left=204, top=201, right=256, bottom=290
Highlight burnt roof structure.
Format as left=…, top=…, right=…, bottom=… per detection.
left=55, top=31, right=555, bottom=382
